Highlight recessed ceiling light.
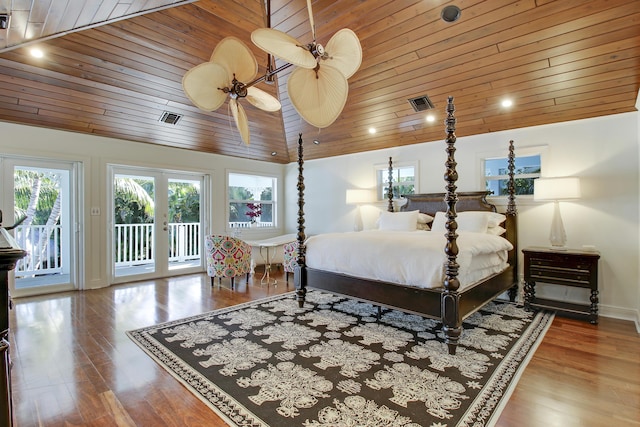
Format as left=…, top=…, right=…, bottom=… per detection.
left=270, top=151, right=277, bottom=156
left=30, top=48, right=44, bottom=58
left=426, top=115, right=435, bottom=123
left=313, top=139, right=320, bottom=144
left=441, top=5, right=461, bottom=23
left=501, top=99, right=513, bottom=108
left=369, top=127, right=376, bottom=134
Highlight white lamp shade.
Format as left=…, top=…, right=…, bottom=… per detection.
left=534, top=177, right=581, bottom=201
left=346, top=189, right=374, bottom=204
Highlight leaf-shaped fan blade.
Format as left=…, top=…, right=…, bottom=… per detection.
left=229, top=99, right=250, bottom=145
left=324, top=29, right=362, bottom=79
left=246, top=87, right=281, bottom=112
left=287, top=65, right=348, bottom=128
left=211, top=36, right=258, bottom=84
left=251, top=28, right=317, bottom=69
left=182, top=62, right=229, bottom=111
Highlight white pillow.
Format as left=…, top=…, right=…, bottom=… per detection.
left=430, top=211, right=447, bottom=232
left=378, top=210, right=419, bottom=231
left=431, top=211, right=492, bottom=233
left=486, top=212, right=507, bottom=228
left=457, top=211, right=490, bottom=233
left=486, top=225, right=507, bottom=235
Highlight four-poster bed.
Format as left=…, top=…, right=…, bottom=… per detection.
left=293, top=97, right=518, bottom=355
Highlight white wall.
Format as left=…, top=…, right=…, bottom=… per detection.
left=0, top=122, right=286, bottom=290
left=2, top=110, right=638, bottom=328
left=284, top=111, right=640, bottom=327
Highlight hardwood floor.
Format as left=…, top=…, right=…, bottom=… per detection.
left=9, top=270, right=640, bottom=426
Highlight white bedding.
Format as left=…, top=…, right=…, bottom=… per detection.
left=305, top=230, right=513, bottom=290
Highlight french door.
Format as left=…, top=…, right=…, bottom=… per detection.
left=1, top=156, right=80, bottom=297
left=109, top=166, right=207, bottom=283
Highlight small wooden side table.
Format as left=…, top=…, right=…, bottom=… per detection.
left=523, top=246, right=600, bottom=324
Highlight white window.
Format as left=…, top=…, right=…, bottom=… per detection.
left=484, top=154, right=541, bottom=196
left=228, top=172, right=276, bottom=228
left=375, top=161, right=417, bottom=200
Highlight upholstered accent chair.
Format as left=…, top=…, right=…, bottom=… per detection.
left=205, top=235, right=252, bottom=289
left=282, top=240, right=299, bottom=283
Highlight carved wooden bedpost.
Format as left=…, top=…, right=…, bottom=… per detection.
left=294, top=134, right=308, bottom=307
left=442, top=96, right=461, bottom=355
left=387, top=157, right=395, bottom=212
left=506, top=140, right=519, bottom=302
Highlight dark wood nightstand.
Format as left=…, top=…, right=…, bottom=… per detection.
left=523, top=246, right=600, bottom=324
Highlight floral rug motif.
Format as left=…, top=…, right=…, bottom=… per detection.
left=127, top=290, right=553, bottom=427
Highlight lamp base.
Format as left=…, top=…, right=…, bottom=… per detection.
left=548, top=201, right=567, bottom=247
left=353, top=205, right=363, bottom=232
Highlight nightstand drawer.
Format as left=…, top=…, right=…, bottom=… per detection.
left=529, top=254, right=595, bottom=271
left=529, top=266, right=592, bottom=287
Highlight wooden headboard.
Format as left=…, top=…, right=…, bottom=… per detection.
left=400, top=191, right=497, bottom=217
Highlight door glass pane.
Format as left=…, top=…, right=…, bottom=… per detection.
left=114, top=174, right=156, bottom=277
left=13, top=166, right=71, bottom=289
left=168, top=178, right=201, bottom=271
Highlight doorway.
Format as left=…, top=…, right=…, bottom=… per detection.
left=109, top=166, right=207, bottom=283
left=1, top=157, right=81, bottom=297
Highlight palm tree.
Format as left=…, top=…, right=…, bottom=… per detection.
left=13, top=169, right=62, bottom=274
left=114, top=177, right=154, bottom=223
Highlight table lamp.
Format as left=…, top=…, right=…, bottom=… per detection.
left=533, top=177, right=581, bottom=249
left=346, top=189, right=374, bottom=231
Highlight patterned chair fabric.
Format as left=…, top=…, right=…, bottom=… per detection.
left=283, top=240, right=299, bottom=282
left=205, top=235, right=252, bottom=289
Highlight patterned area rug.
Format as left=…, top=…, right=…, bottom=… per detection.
left=127, top=290, right=553, bottom=427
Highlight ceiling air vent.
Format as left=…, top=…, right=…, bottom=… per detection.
left=408, top=95, right=435, bottom=112
left=159, top=111, right=182, bottom=125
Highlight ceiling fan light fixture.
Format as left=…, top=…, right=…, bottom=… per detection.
left=441, top=5, right=461, bottom=23
left=181, top=36, right=281, bottom=146
left=251, top=0, right=362, bottom=129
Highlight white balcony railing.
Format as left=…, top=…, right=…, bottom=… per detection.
left=14, top=222, right=201, bottom=277
left=14, top=224, right=62, bottom=277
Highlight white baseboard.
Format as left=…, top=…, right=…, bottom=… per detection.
left=599, top=305, right=640, bottom=334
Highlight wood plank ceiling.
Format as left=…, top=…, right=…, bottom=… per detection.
left=0, top=0, right=638, bottom=164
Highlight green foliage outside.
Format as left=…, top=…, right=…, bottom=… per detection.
left=114, top=178, right=201, bottom=224
left=229, top=186, right=273, bottom=223
left=14, top=169, right=60, bottom=225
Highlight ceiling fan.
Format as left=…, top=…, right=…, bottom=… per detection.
left=181, top=0, right=362, bottom=144
left=251, top=0, right=362, bottom=128
left=181, top=36, right=281, bottom=146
